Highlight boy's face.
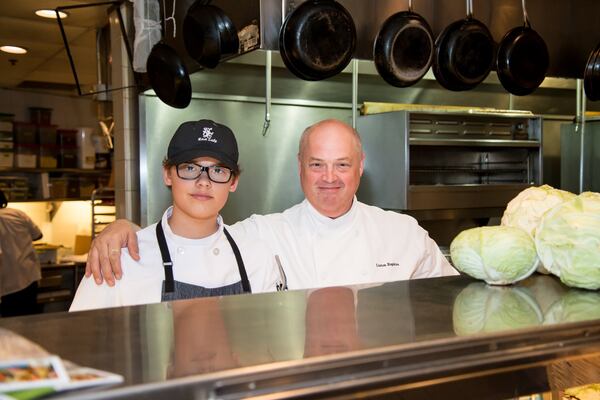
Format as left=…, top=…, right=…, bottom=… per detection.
left=163, top=156, right=238, bottom=222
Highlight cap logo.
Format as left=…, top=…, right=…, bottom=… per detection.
left=198, top=127, right=217, bottom=143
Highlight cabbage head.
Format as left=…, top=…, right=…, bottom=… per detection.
left=501, top=185, right=575, bottom=273
left=453, top=283, right=542, bottom=335
left=450, top=226, right=539, bottom=285
left=535, top=192, right=600, bottom=290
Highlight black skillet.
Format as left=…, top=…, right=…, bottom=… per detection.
left=496, top=0, right=548, bottom=96
left=433, top=0, right=495, bottom=91
left=584, top=42, right=600, bottom=101
left=373, top=0, right=434, bottom=87
left=146, top=42, right=192, bottom=109
left=183, top=0, right=239, bottom=69
left=279, top=0, right=357, bottom=81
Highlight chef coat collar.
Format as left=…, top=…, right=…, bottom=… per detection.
left=303, top=196, right=358, bottom=231
left=162, top=206, right=224, bottom=247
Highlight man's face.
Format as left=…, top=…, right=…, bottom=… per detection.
left=298, top=121, right=364, bottom=218
left=164, top=156, right=238, bottom=226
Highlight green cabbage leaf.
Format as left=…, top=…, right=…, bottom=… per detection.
left=535, top=192, right=600, bottom=290
left=450, top=226, right=539, bottom=285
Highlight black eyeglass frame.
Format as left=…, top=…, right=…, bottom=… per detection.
left=175, top=162, right=234, bottom=183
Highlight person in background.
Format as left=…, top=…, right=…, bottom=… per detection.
left=70, top=120, right=281, bottom=311
left=0, top=190, right=43, bottom=317
left=84, top=119, right=457, bottom=290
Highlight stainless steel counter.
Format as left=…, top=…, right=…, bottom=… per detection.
left=2, top=274, right=600, bottom=399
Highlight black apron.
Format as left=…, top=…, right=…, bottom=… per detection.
left=156, top=221, right=251, bottom=302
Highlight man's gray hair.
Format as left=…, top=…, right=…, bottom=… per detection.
left=298, top=119, right=362, bottom=158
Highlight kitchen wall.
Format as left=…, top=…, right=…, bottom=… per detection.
left=0, top=88, right=100, bottom=129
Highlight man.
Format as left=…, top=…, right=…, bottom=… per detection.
left=0, top=189, right=43, bottom=316
left=86, top=119, right=457, bottom=289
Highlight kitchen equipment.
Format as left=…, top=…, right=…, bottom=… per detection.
left=496, top=0, right=549, bottom=96
left=147, top=42, right=192, bottom=109
left=146, top=0, right=191, bottom=109
left=34, top=244, right=61, bottom=264
left=357, top=108, right=543, bottom=245
left=584, top=41, right=600, bottom=101
left=76, top=127, right=96, bottom=169
left=279, top=0, right=356, bottom=81
left=373, top=0, right=433, bottom=88
left=183, top=0, right=239, bottom=69
left=28, top=107, right=52, bottom=125
left=433, top=0, right=495, bottom=91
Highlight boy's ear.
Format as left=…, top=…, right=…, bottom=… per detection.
left=229, top=175, right=239, bottom=192
left=163, top=166, right=173, bottom=186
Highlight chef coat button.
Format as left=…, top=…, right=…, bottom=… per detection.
left=213, top=248, right=220, bottom=256
left=177, top=247, right=185, bottom=255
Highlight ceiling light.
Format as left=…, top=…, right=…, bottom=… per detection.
left=35, top=9, right=68, bottom=19
left=0, top=46, right=27, bottom=55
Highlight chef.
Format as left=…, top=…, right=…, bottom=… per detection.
left=85, top=118, right=458, bottom=290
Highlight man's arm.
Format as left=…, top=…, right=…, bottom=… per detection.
left=85, top=219, right=141, bottom=286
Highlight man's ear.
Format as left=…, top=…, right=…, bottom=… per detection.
left=229, top=175, right=239, bottom=192
left=163, top=166, right=173, bottom=187
left=359, top=152, right=365, bottom=177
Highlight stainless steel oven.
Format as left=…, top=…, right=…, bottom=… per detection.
left=356, top=109, right=543, bottom=245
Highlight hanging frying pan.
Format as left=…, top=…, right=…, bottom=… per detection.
left=279, top=0, right=357, bottom=81
left=146, top=5, right=191, bottom=109
left=373, top=0, right=434, bottom=88
left=496, top=0, right=548, bottom=96
left=433, top=0, right=495, bottom=91
left=183, top=0, right=239, bottom=69
left=584, top=41, right=600, bottom=101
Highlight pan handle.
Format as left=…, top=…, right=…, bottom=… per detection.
left=408, top=0, right=412, bottom=13
left=466, top=0, right=473, bottom=18
left=521, top=0, right=531, bottom=28
left=162, top=0, right=177, bottom=38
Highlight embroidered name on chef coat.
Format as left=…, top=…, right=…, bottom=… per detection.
left=376, top=262, right=400, bottom=268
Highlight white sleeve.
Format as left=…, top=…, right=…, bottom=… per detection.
left=412, top=234, right=459, bottom=279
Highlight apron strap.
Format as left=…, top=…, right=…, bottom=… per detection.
left=223, top=228, right=252, bottom=293
left=156, top=221, right=175, bottom=293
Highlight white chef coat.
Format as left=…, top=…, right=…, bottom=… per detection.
left=0, top=208, right=42, bottom=297
left=230, top=198, right=458, bottom=290
left=70, top=207, right=281, bottom=312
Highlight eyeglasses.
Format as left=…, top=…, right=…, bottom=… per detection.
left=176, top=163, right=233, bottom=183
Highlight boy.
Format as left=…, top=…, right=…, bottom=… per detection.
left=70, top=120, right=281, bottom=311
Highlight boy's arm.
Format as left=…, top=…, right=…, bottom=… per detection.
left=85, top=219, right=142, bottom=286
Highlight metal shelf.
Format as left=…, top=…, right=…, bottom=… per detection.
left=91, top=187, right=115, bottom=239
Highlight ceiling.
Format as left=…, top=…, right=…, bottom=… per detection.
left=0, top=0, right=112, bottom=93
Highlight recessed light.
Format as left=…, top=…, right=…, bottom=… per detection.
left=0, top=46, right=27, bottom=55
left=35, top=9, right=68, bottom=19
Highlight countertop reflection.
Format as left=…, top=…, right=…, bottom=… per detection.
left=0, top=274, right=599, bottom=398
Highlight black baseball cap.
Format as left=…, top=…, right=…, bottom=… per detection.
left=166, top=119, right=239, bottom=171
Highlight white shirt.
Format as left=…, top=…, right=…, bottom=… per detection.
left=230, top=198, right=458, bottom=290
left=0, top=208, right=42, bottom=297
left=70, top=208, right=281, bottom=311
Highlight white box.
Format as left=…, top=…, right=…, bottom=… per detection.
left=0, top=152, right=13, bottom=167
left=16, top=153, right=37, bottom=168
